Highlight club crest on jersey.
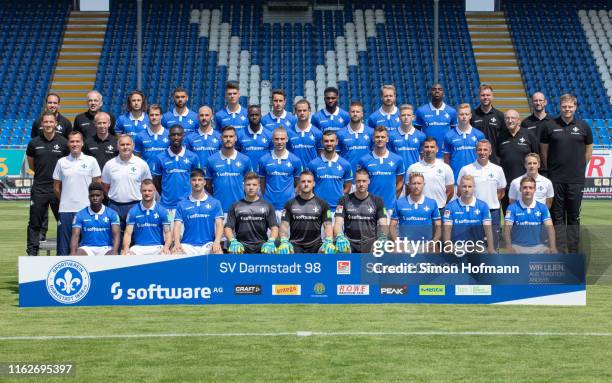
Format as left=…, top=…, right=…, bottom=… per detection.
left=336, top=205, right=344, bottom=214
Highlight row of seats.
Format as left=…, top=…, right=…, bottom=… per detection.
left=580, top=10, right=612, bottom=103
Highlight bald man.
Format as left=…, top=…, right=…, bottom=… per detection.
left=84, top=112, right=119, bottom=171
left=521, top=92, right=551, bottom=143
left=184, top=105, right=221, bottom=166
left=74, top=90, right=116, bottom=140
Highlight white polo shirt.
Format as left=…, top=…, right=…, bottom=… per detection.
left=508, top=173, right=554, bottom=205
left=53, top=153, right=101, bottom=212
left=457, top=161, right=507, bottom=209
left=102, top=154, right=152, bottom=203
left=406, top=159, right=454, bottom=208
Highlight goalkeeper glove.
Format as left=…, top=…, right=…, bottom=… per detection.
left=277, top=238, right=294, bottom=254
left=228, top=238, right=245, bottom=254
left=335, top=235, right=351, bottom=253
left=320, top=237, right=336, bottom=254
left=260, top=239, right=277, bottom=254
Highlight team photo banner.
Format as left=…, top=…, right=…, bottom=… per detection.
left=18, top=253, right=586, bottom=307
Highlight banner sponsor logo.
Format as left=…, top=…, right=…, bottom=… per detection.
left=234, top=285, right=262, bottom=295
left=336, top=260, right=351, bottom=275
left=418, top=285, right=445, bottom=296
left=272, top=284, right=301, bottom=296
left=110, top=282, right=215, bottom=301
left=337, top=284, right=369, bottom=295
left=455, top=285, right=492, bottom=296
left=46, top=261, right=90, bottom=304
left=379, top=285, right=408, bottom=295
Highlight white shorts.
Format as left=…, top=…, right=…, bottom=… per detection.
left=180, top=242, right=213, bottom=255
left=511, top=244, right=549, bottom=254
left=129, top=245, right=164, bottom=256
left=80, top=246, right=112, bottom=256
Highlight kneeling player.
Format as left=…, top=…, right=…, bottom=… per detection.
left=333, top=169, right=387, bottom=253
left=224, top=172, right=278, bottom=254
left=173, top=169, right=224, bottom=255
left=70, top=182, right=120, bottom=256
left=122, top=179, right=172, bottom=255
left=503, top=176, right=557, bottom=253
left=278, top=170, right=335, bottom=254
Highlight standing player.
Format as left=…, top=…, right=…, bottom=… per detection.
left=503, top=176, right=557, bottom=254
left=236, top=105, right=273, bottom=170
left=173, top=169, right=224, bottom=255
left=224, top=172, right=278, bottom=254
left=470, top=84, right=506, bottom=164
left=289, top=99, right=323, bottom=166
left=367, top=84, right=400, bottom=130
left=73, top=90, right=116, bottom=141
left=307, top=130, right=353, bottom=212
left=115, top=90, right=150, bottom=138
left=337, top=101, right=374, bottom=175
left=161, top=87, right=198, bottom=133
left=414, top=84, right=458, bottom=157
left=311, top=87, right=350, bottom=132
left=83, top=112, right=118, bottom=171
left=334, top=169, right=388, bottom=253
left=443, top=103, right=485, bottom=183
left=521, top=91, right=551, bottom=143
left=70, top=182, right=120, bottom=256
left=389, top=104, right=426, bottom=170
left=261, top=89, right=297, bottom=131
left=184, top=105, right=221, bottom=168
left=134, top=104, right=170, bottom=171
left=30, top=93, right=72, bottom=139
left=278, top=171, right=335, bottom=254
left=508, top=153, right=553, bottom=208
left=204, top=126, right=253, bottom=214
left=122, top=179, right=172, bottom=255
left=214, top=81, right=248, bottom=131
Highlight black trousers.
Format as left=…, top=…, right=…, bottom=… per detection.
left=27, top=192, right=59, bottom=255
left=551, top=182, right=583, bottom=253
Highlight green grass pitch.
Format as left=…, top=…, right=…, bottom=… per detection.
left=0, top=200, right=611, bottom=382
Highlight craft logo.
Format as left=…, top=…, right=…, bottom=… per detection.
left=336, top=260, right=351, bottom=275
left=455, top=285, right=492, bottom=296
left=337, top=284, right=370, bottom=295
left=379, top=285, right=408, bottom=295
left=234, top=285, right=262, bottom=295
left=272, top=284, right=301, bottom=296
left=418, top=285, right=446, bottom=296
left=46, top=260, right=91, bottom=304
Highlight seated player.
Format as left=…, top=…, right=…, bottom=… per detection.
left=503, top=176, right=557, bottom=254
left=224, top=172, right=278, bottom=254
left=172, top=169, right=224, bottom=255
left=278, top=170, right=335, bottom=254
left=334, top=169, right=388, bottom=253
left=508, top=153, right=553, bottom=208
left=122, top=179, right=172, bottom=255
left=70, top=182, right=120, bottom=256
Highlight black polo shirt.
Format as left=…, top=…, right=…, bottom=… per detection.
left=25, top=133, right=69, bottom=193
left=497, top=128, right=539, bottom=186
left=73, top=110, right=116, bottom=141
left=84, top=134, right=118, bottom=170
left=540, top=116, right=593, bottom=184
left=470, top=105, right=506, bottom=164
left=30, top=112, right=73, bottom=139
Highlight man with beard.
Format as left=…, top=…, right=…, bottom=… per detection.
left=161, top=87, right=198, bottom=133
left=288, top=99, right=323, bottom=166
left=367, top=84, right=400, bottom=131
left=521, top=92, right=551, bottom=143
left=115, top=90, right=150, bottom=139
left=470, top=84, right=506, bottom=164
left=337, top=101, right=373, bottom=175
left=261, top=89, right=297, bottom=131
left=415, top=83, right=457, bottom=157
left=184, top=105, right=221, bottom=166
left=30, top=93, right=72, bottom=139
left=236, top=105, right=273, bottom=171
left=311, top=86, right=350, bottom=132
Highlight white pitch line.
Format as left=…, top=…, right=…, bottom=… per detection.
left=1, top=331, right=612, bottom=341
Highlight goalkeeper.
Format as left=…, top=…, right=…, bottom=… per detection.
left=278, top=170, right=335, bottom=254
left=334, top=169, right=388, bottom=253
left=224, top=172, right=278, bottom=254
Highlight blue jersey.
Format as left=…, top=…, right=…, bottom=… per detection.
left=358, top=151, right=406, bottom=210
left=336, top=125, right=373, bottom=174
left=389, top=127, right=426, bottom=169
left=115, top=112, right=150, bottom=138
left=443, top=127, right=485, bottom=182
left=126, top=202, right=170, bottom=246
left=134, top=127, right=170, bottom=170
left=214, top=105, right=249, bottom=131
left=175, top=195, right=224, bottom=246
left=204, top=151, right=253, bottom=212
left=236, top=126, right=273, bottom=171
left=505, top=200, right=551, bottom=247
left=443, top=198, right=491, bottom=242
left=311, top=108, right=350, bottom=132
left=287, top=125, right=323, bottom=166
left=392, top=196, right=441, bottom=241
left=261, top=111, right=296, bottom=132
left=73, top=205, right=120, bottom=247
left=307, top=155, right=353, bottom=210
left=184, top=129, right=221, bottom=167
left=367, top=107, right=400, bottom=131
left=414, top=103, right=458, bottom=158
left=161, top=109, right=198, bottom=134
left=152, top=148, right=200, bottom=209
left=258, top=151, right=303, bottom=210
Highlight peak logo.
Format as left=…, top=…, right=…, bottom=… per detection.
left=379, top=285, right=408, bottom=295
left=272, top=284, right=301, bottom=296
left=337, top=284, right=369, bottom=295
left=234, top=285, right=262, bottom=295
left=110, top=282, right=217, bottom=301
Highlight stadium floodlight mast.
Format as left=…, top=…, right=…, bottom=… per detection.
left=433, top=0, right=439, bottom=84
left=137, top=0, right=143, bottom=90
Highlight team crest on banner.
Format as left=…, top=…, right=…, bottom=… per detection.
left=46, top=261, right=91, bottom=304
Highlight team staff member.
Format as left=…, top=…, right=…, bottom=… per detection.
left=73, top=90, right=116, bottom=141
left=367, top=84, right=400, bottom=130
left=173, top=169, right=224, bottom=255
left=414, top=83, right=458, bottom=157
left=261, top=89, right=297, bottom=131
left=443, top=103, right=485, bottom=182
left=503, top=176, right=557, bottom=254
left=134, top=104, right=170, bottom=170
left=84, top=112, right=118, bottom=171
left=508, top=153, right=554, bottom=208
left=25, top=111, right=69, bottom=255
left=521, top=92, right=551, bottom=144
left=540, top=93, right=593, bottom=253
left=224, top=172, right=278, bottom=254
left=279, top=170, right=335, bottom=254
left=122, top=180, right=172, bottom=255
left=236, top=105, right=273, bottom=170
left=115, top=90, right=150, bottom=138
left=184, top=105, right=221, bottom=166
left=161, top=87, right=198, bottom=133
left=30, top=93, right=72, bottom=139
left=289, top=99, right=323, bottom=166
left=334, top=169, right=387, bottom=253
left=470, top=84, right=505, bottom=164
left=311, top=87, right=350, bottom=132
left=337, top=101, right=374, bottom=175
left=214, top=81, right=248, bottom=131
left=102, top=135, right=151, bottom=233
left=70, top=182, right=120, bottom=256
left=53, top=130, right=102, bottom=255
left=389, top=104, right=426, bottom=170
